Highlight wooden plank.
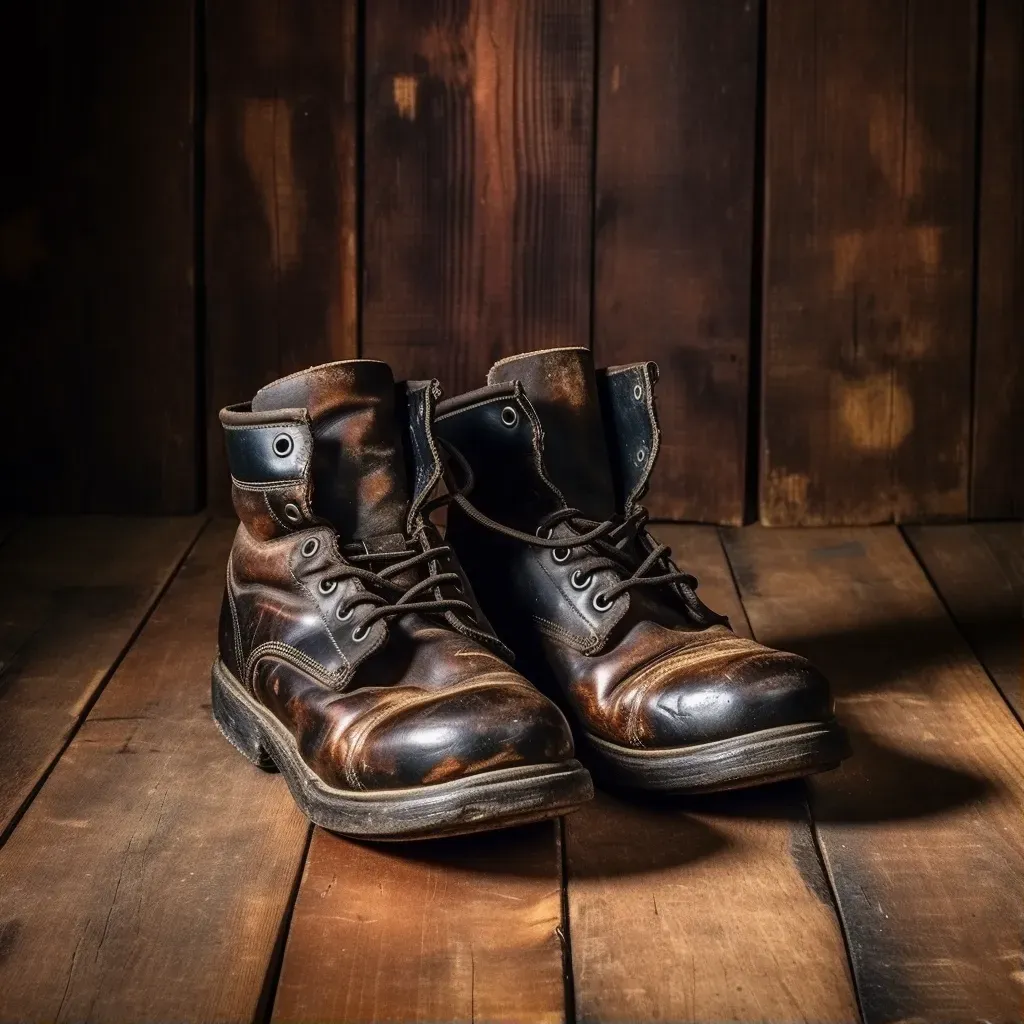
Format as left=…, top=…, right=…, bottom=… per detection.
left=722, top=525, right=1024, bottom=1021
left=905, top=522, right=1024, bottom=721
left=0, top=515, right=205, bottom=840
left=0, top=520, right=311, bottom=1022
left=593, top=1, right=759, bottom=524
left=564, top=525, right=859, bottom=1023
left=0, top=2, right=198, bottom=513
left=205, top=0, right=359, bottom=512
left=362, top=0, right=594, bottom=391
left=971, top=0, right=1024, bottom=517
left=761, top=0, right=978, bottom=525
left=273, top=823, right=566, bottom=1023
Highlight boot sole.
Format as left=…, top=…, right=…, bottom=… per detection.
left=211, top=658, right=594, bottom=840
left=581, top=720, right=850, bottom=794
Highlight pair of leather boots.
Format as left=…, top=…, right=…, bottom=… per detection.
left=213, top=348, right=848, bottom=839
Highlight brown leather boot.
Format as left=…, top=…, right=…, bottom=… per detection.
left=434, top=348, right=849, bottom=792
left=212, top=360, right=592, bottom=839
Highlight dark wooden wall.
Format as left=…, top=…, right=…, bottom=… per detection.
left=2, top=1, right=1020, bottom=524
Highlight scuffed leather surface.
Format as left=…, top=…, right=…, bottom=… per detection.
left=597, top=362, right=661, bottom=512
left=439, top=349, right=840, bottom=752
left=488, top=348, right=617, bottom=520
left=219, top=362, right=576, bottom=791
left=252, top=360, right=409, bottom=542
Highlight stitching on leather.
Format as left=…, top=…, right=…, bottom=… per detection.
left=532, top=615, right=589, bottom=648
left=225, top=559, right=245, bottom=681
left=435, top=394, right=508, bottom=421
left=263, top=491, right=289, bottom=531
left=232, top=476, right=306, bottom=490
left=246, top=641, right=344, bottom=688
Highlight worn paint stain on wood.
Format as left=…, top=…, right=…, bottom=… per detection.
left=392, top=75, right=418, bottom=120
left=837, top=373, right=914, bottom=452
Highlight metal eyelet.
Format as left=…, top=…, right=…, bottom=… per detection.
left=500, top=406, right=519, bottom=428
left=636, top=448, right=647, bottom=463
left=336, top=605, right=353, bottom=622
left=318, top=579, right=337, bottom=595
left=552, top=547, right=571, bottom=564
left=283, top=502, right=302, bottom=523
left=633, top=384, right=643, bottom=401
left=592, top=591, right=613, bottom=612
left=570, top=570, right=591, bottom=590
left=352, top=624, right=370, bottom=643
left=301, top=537, right=320, bottom=558
left=273, top=433, right=294, bottom=457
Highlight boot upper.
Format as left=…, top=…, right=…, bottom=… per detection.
left=219, top=360, right=574, bottom=791
left=435, top=348, right=835, bottom=750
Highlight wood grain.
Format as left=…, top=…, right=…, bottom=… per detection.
left=722, top=525, right=1024, bottom=1021
left=362, top=0, right=594, bottom=392
left=205, top=0, right=359, bottom=512
left=0, top=2, right=198, bottom=513
left=971, top=0, right=1024, bottom=518
left=0, top=516, right=205, bottom=840
left=564, top=525, right=859, bottom=1023
left=761, top=0, right=978, bottom=524
left=273, top=823, right=567, bottom=1023
left=0, top=521, right=311, bottom=1023
left=905, top=522, right=1024, bottom=722
left=593, top=1, right=759, bottom=524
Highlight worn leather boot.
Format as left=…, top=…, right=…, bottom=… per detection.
left=213, top=360, right=592, bottom=839
left=434, top=348, right=849, bottom=792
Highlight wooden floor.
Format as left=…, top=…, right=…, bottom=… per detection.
left=0, top=518, right=1021, bottom=1024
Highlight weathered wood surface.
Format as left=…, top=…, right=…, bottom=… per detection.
left=761, top=0, right=978, bottom=524
left=723, top=525, right=1024, bottom=1022
left=593, top=1, right=759, bottom=524
left=563, top=525, right=859, bottom=1023
left=0, top=521, right=311, bottom=1023
left=273, top=822, right=566, bottom=1023
left=205, top=0, right=359, bottom=512
left=362, top=0, right=594, bottom=392
left=0, top=2, right=197, bottom=513
left=0, top=516, right=204, bottom=840
left=971, top=0, right=1024, bottom=518
left=905, top=522, right=1024, bottom=721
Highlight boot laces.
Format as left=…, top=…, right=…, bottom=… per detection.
left=441, top=442, right=727, bottom=628
left=321, top=534, right=475, bottom=636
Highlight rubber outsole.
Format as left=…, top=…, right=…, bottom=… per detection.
left=211, top=658, right=594, bottom=840
left=580, top=720, right=850, bottom=794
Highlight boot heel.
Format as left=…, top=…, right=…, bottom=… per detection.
left=211, top=659, right=278, bottom=772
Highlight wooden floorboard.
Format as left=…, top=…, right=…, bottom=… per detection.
left=0, top=515, right=205, bottom=840
left=905, top=522, right=1024, bottom=722
left=562, top=526, right=859, bottom=1023
left=722, top=526, right=1024, bottom=1022
left=273, top=822, right=566, bottom=1023
left=0, top=520, right=311, bottom=1023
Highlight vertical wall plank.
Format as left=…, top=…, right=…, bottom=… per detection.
left=761, top=0, right=978, bottom=525
left=0, top=2, right=197, bottom=513
left=362, top=0, right=594, bottom=392
left=593, top=0, right=759, bottom=524
left=971, top=0, right=1023, bottom=518
left=205, top=0, right=358, bottom=511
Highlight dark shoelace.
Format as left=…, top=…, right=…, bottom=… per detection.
left=442, top=442, right=727, bottom=628
left=322, top=540, right=476, bottom=640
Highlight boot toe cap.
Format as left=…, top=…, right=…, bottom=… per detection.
left=623, top=648, right=835, bottom=749
left=346, top=680, right=576, bottom=790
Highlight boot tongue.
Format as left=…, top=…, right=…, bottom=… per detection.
left=252, top=361, right=409, bottom=542
left=488, top=348, right=616, bottom=519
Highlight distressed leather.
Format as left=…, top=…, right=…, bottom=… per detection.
left=436, top=347, right=835, bottom=750
left=218, top=360, right=575, bottom=791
